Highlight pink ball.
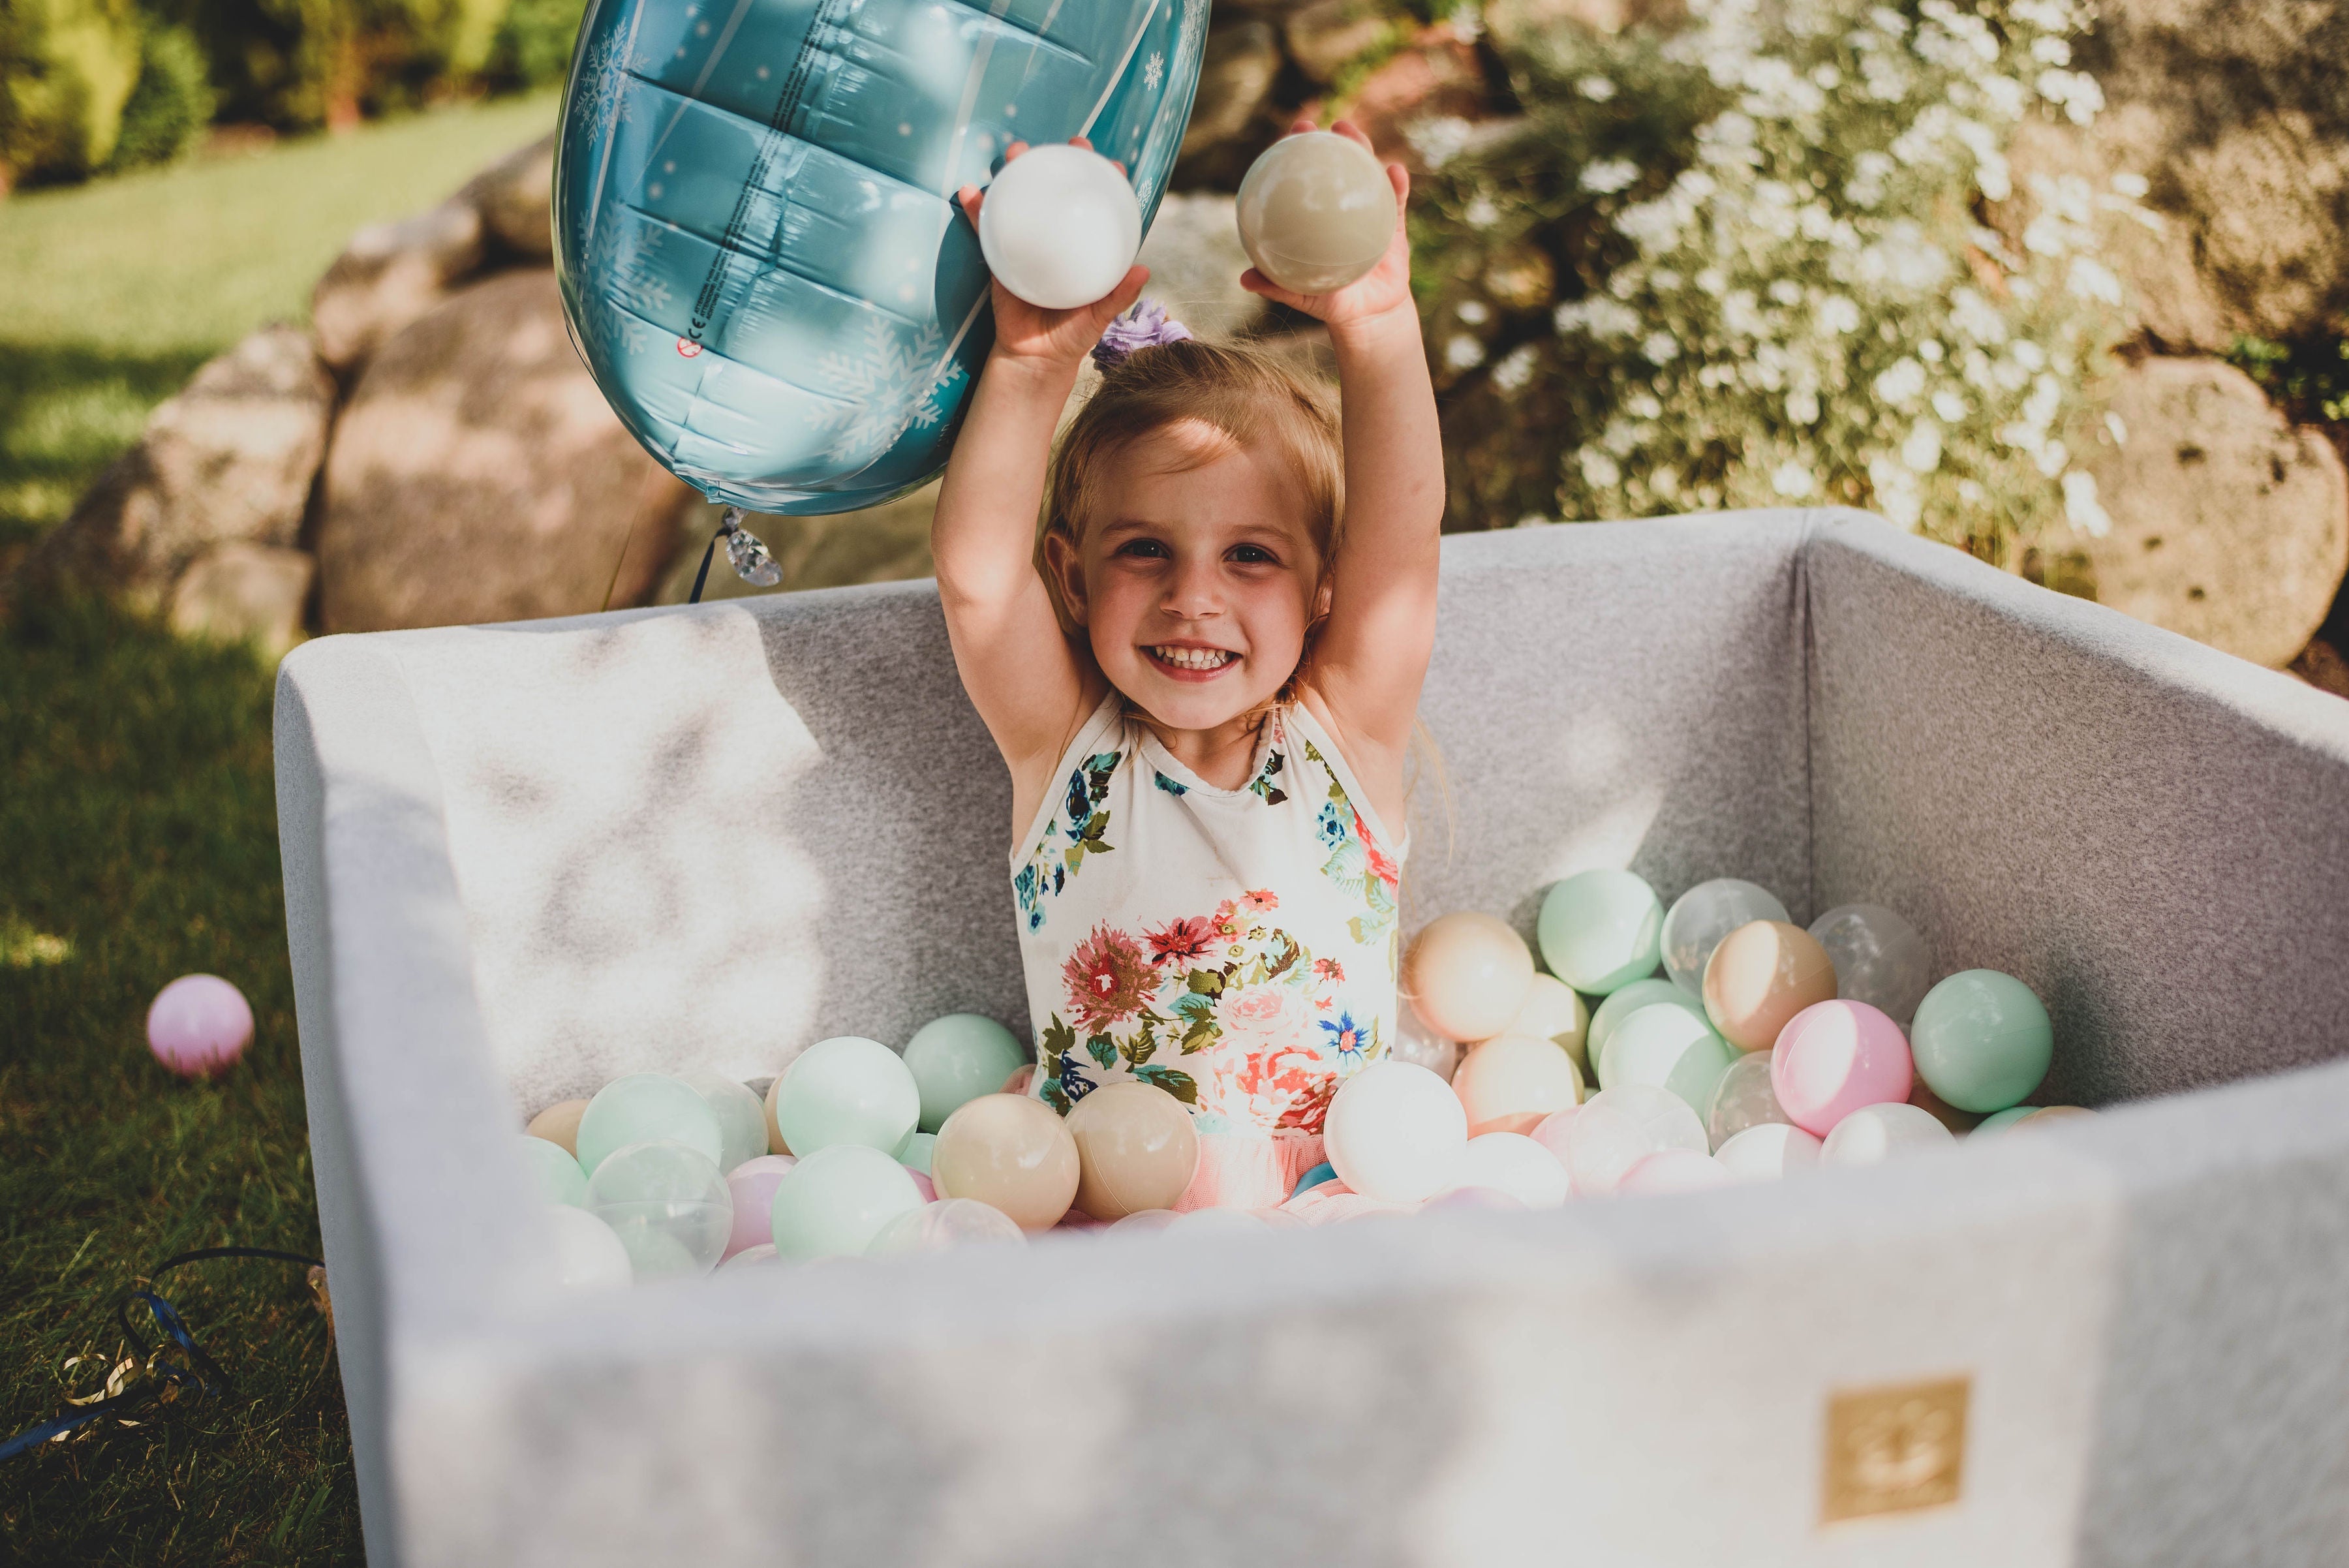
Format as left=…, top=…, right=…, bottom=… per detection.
left=1771, top=999, right=1912, bottom=1136
left=1616, top=1147, right=1734, bottom=1195
left=906, top=1167, right=936, bottom=1203
left=722, top=1154, right=797, bottom=1260
left=146, top=974, right=253, bottom=1078
left=1529, top=1106, right=1578, bottom=1163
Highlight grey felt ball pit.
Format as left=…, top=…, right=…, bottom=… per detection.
left=275, top=508, right=2349, bottom=1568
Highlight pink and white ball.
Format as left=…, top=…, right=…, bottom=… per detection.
left=146, top=974, right=254, bottom=1077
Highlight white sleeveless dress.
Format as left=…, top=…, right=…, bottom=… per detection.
left=1010, top=692, right=1407, bottom=1205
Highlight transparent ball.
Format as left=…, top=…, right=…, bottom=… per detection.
left=1705, top=1051, right=1792, bottom=1150
left=1165, top=1207, right=1270, bottom=1238
left=720, top=1243, right=781, bottom=1272
left=1714, top=1122, right=1822, bottom=1181
left=1560, top=1084, right=1708, bottom=1196
left=587, top=1141, right=734, bottom=1280
left=868, top=1197, right=1027, bottom=1255
left=722, top=1154, right=796, bottom=1261
left=1390, top=998, right=1461, bottom=1081
left=576, top=1073, right=726, bottom=1176
left=519, top=1134, right=589, bottom=1207
left=676, top=1069, right=771, bottom=1173
left=1809, top=904, right=1934, bottom=1025
left=1661, top=879, right=1790, bottom=992
left=1820, top=1102, right=1956, bottom=1166
left=545, top=1205, right=632, bottom=1291
left=1617, top=1147, right=1735, bottom=1195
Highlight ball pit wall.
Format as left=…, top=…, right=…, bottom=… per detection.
left=274, top=512, right=2349, bottom=1566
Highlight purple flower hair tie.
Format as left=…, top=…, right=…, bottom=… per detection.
left=1092, top=298, right=1192, bottom=371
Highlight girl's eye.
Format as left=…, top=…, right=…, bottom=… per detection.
left=1115, top=538, right=1169, bottom=559
left=1231, top=544, right=1277, bottom=564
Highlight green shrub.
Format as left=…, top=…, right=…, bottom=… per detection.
left=104, top=21, right=213, bottom=168
left=0, top=0, right=144, bottom=183
left=484, top=0, right=585, bottom=91
left=1414, top=0, right=2136, bottom=564
left=166, top=0, right=512, bottom=131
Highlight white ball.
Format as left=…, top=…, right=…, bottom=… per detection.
left=976, top=144, right=1142, bottom=309
left=1820, top=1101, right=1956, bottom=1166
left=1448, top=1131, right=1571, bottom=1208
left=546, top=1205, right=633, bottom=1291
left=1616, top=1147, right=1736, bottom=1196
left=1323, top=1060, right=1469, bottom=1202
left=1559, top=1083, right=1708, bottom=1197
left=1713, top=1121, right=1823, bottom=1182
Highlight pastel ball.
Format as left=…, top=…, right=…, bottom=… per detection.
left=775, top=1036, right=922, bottom=1157
left=1537, top=870, right=1664, bottom=994
left=1558, top=1083, right=1706, bottom=1196
left=1597, top=1003, right=1732, bottom=1116
left=930, top=1093, right=1081, bottom=1231
left=1505, top=973, right=1591, bottom=1075
left=1291, top=1160, right=1340, bottom=1199
left=1066, top=1081, right=1200, bottom=1222
left=519, top=1135, right=589, bottom=1207
left=976, top=143, right=1142, bottom=309
left=576, top=1073, right=725, bottom=1176
left=546, top=1206, right=632, bottom=1291
left=146, top=974, right=254, bottom=1077
left=1390, top=998, right=1462, bottom=1082
left=1451, top=1034, right=1584, bottom=1137
left=1971, top=1105, right=2040, bottom=1135
left=1702, top=920, right=1837, bottom=1051
left=720, top=1243, right=780, bottom=1272
left=526, top=1098, right=590, bottom=1156
left=868, top=1197, right=1026, bottom=1255
left=677, top=1068, right=771, bottom=1173
left=1449, top=1131, right=1571, bottom=1208
left=900, top=1131, right=936, bottom=1175
left=1819, top=1101, right=1956, bottom=1166
left=1617, top=1147, right=1735, bottom=1196
left=1713, top=1121, right=1822, bottom=1181
left=771, top=1144, right=926, bottom=1260
left=1704, top=1049, right=1792, bottom=1150
left=1587, top=979, right=1708, bottom=1066
left=1659, top=879, right=1789, bottom=992
left=904, top=1014, right=1029, bottom=1133
left=1770, top=999, right=1913, bottom=1136
left=722, top=1154, right=797, bottom=1261
left=586, top=1141, right=734, bottom=1279
left=1235, top=129, right=1398, bottom=295
left=1909, top=969, right=2054, bottom=1114
left=1402, top=912, right=1535, bottom=1043
left=1809, top=903, right=1935, bottom=1024
left=1323, top=1059, right=1469, bottom=1203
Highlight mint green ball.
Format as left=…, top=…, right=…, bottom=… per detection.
left=771, top=1145, right=925, bottom=1260
left=902, top=1014, right=1028, bottom=1133
left=1587, top=978, right=1708, bottom=1065
left=519, top=1134, right=589, bottom=1207
left=900, top=1131, right=936, bottom=1175
left=1599, top=1003, right=1734, bottom=1115
left=576, top=1073, right=726, bottom=1175
left=678, top=1068, right=770, bottom=1172
left=775, top=1036, right=922, bottom=1155
left=586, top=1141, right=733, bottom=1278
left=1971, top=1105, right=2040, bottom=1135
left=1911, top=970, right=2053, bottom=1114
left=1537, top=870, right=1664, bottom=994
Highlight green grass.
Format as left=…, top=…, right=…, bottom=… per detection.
left=0, top=596, right=354, bottom=1563
left=0, top=91, right=560, bottom=555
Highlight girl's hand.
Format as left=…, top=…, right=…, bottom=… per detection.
left=1238, top=119, right=1415, bottom=334
left=957, top=138, right=1150, bottom=372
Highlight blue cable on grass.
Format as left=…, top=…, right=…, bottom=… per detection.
left=0, top=1246, right=324, bottom=1462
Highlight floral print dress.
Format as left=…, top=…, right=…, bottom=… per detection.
left=1010, top=692, right=1405, bottom=1204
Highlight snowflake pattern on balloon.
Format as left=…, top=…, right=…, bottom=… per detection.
left=808, top=315, right=970, bottom=465
left=571, top=32, right=649, bottom=144
left=1143, top=52, right=1164, bottom=91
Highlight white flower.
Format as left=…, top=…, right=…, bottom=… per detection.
left=1576, top=74, right=1618, bottom=101
left=2103, top=410, right=2128, bottom=445
left=1931, top=388, right=1969, bottom=422
left=2110, top=170, right=2149, bottom=199
left=1918, top=339, right=1945, bottom=363
left=1457, top=300, right=1491, bottom=325
left=1787, top=386, right=1821, bottom=424
left=1464, top=194, right=1501, bottom=228
left=1772, top=460, right=1817, bottom=498
left=2066, top=256, right=2123, bottom=305
left=1555, top=297, right=1641, bottom=339
left=1768, top=279, right=1804, bottom=306
left=1492, top=344, right=1538, bottom=392
left=1406, top=116, right=1475, bottom=171
left=2062, top=469, right=2110, bottom=536
left=1580, top=448, right=1623, bottom=488
left=1817, top=296, right=1863, bottom=335
left=1874, top=357, right=1928, bottom=405
left=2034, top=437, right=2069, bottom=477
left=1640, top=331, right=1680, bottom=363
left=1868, top=455, right=1924, bottom=528
left=1901, top=418, right=1943, bottom=472
left=1580, top=158, right=1642, bottom=194
left=1446, top=335, right=1487, bottom=370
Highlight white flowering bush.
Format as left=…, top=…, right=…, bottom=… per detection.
left=1411, top=0, right=2143, bottom=561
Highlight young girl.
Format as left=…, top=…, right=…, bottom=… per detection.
left=935, top=120, right=1443, bottom=1209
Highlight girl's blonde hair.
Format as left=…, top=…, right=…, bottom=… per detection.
left=1038, top=340, right=1345, bottom=705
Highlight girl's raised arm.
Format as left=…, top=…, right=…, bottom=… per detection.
left=932, top=146, right=1146, bottom=806
left=1242, top=122, right=1444, bottom=778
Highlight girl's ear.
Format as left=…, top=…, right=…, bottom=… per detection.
left=1044, top=530, right=1089, bottom=626
left=1313, top=571, right=1334, bottom=621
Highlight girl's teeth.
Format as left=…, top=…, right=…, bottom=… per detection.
left=1155, top=646, right=1233, bottom=671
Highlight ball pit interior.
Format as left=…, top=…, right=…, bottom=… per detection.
left=275, top=510, right=2349, bottom=1568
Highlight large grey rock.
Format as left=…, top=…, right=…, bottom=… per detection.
left=315, top=269, right=697, bottom=633
left=1174, top=20, right=1285, bottom=186
left=14, top=324, right=335, bottom=608
left=1136, top=192, right=1271, bottom=340
left=459, top=133, right=555, bottom=266
left=169, top=542, right=314, bottom=656
left=1285, top=0, right=1398, bottom=84
left=311, top=198, right=485, bottom=374
left=2075, top=356, right=2348, bottom=668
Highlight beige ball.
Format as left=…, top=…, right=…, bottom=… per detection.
left=762, top=1073, right=791, bottom=1156
left=1066, top=1082, right=1199, bottom=1221
left=932, top=1093, right=1080, bottom=1231
left=1404, top=912, right=1536, bottom=1043
left=525, top=1098, right=590, bottom=1156
left=1702, top=920, right=1837, bottom=1051
left=1235, top=130, right=1398, bottom=295
left=1451, top=1034, right=1584, bottom=1137
left=1503, top=972, right=1590, bottom=1073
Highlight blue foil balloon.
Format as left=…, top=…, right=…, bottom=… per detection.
left=554, top=0, right=1210, bottom=515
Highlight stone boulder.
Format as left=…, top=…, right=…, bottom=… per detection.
left=314, top=269, right=698, bottom=633
left=2074, top=357, right=2348, bottom=668
left=459, top=134, right=556, bottom=266
left=311, top=198, right=485, bottom=375
left=1174, top=19, right=1287, bottom=188
left=169, top=543, right=315, bottom=656
left=14, top=324, right=334, bottom=609
left=1284, top=0, right=1398, bottom=85
left=1136, top=192, right=1272, bottom=340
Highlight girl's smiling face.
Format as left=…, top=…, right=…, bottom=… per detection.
left=1048, top=419, right=1329, bottom=735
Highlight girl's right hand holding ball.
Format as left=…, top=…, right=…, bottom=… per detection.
left=956, top=139, right=1150, bottom=375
